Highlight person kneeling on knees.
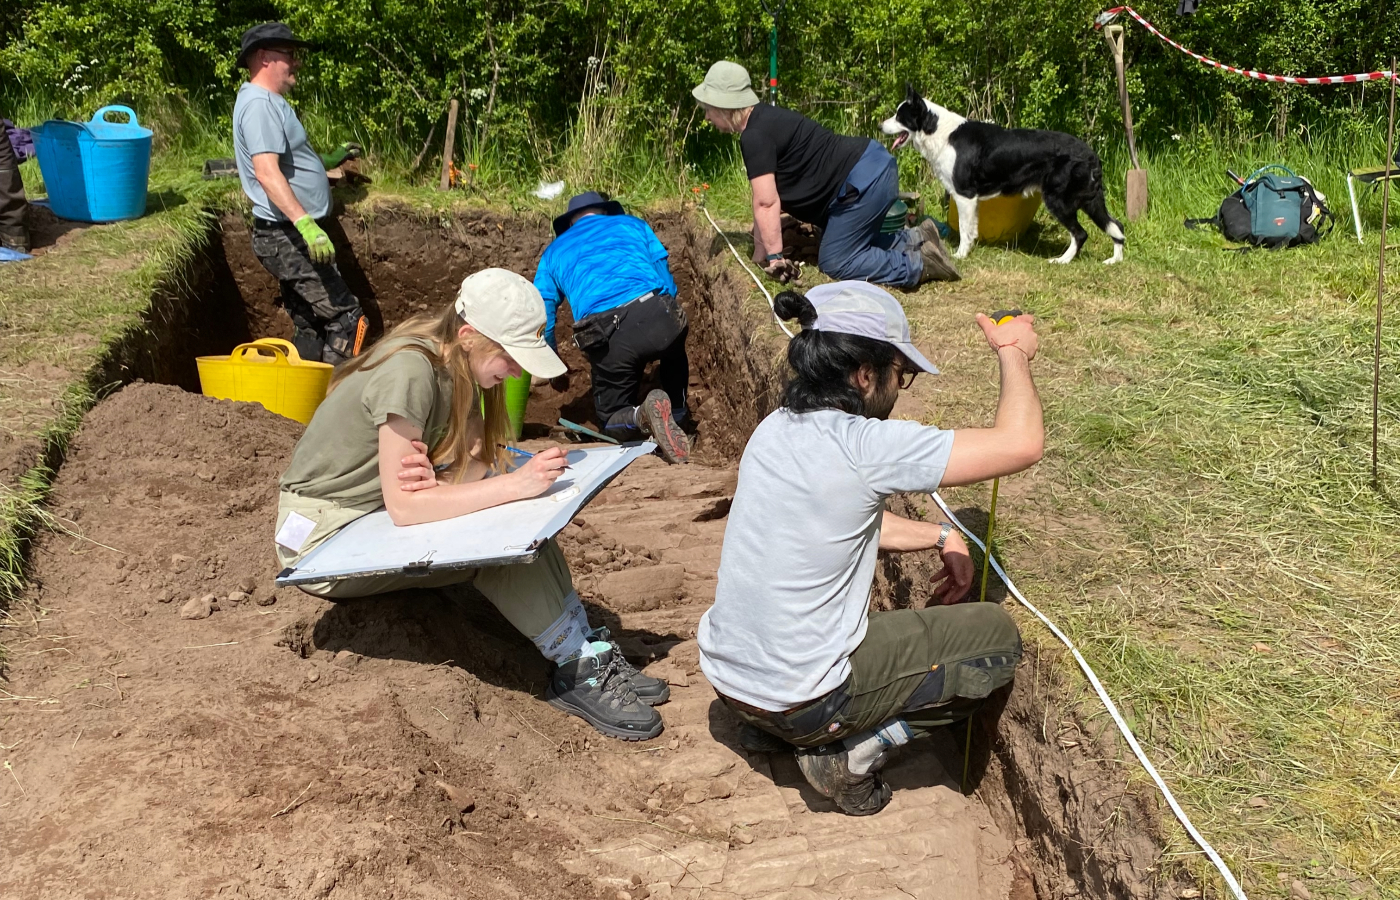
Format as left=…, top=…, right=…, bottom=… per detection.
left=534, top=191, right=691, bottom=465
left=697, top=281, right=1042, bottom=814
left=275, top=268, right=668, bottom=741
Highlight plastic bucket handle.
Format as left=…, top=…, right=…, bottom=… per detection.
left=91, top=105, right=139, bottom=127
left=230, top=338, right=304, bottom=365
left=1245, top=164, right=1297, bottom=184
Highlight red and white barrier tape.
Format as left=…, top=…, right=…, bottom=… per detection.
left=1096, top=6, right=1396, bottom=86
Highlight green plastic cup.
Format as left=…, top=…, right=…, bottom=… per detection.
left=503, top=371, right=531, bottom=440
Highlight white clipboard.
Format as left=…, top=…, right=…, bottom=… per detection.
left=276, top=442, right=655, bottom=587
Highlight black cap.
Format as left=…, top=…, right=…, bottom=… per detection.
left=553, top=191, right=625, bottom=236
left=237, top=22, right=314, bottom=69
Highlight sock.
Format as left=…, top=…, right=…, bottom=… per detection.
left=843, top=719, right=914, bottom=775
left=531, top=591, right=597, bottom=664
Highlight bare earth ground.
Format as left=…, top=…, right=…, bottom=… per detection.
left=0, top=382, right=1032, bottom=900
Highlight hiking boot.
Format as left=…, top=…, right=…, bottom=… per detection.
left=637, top=389, right=690, bottom=465
left=794, top=743, right=893, bottom=816
left=737, top=722, right=793, bottom=754
left=917, top=219, right=960, bottom=283
left=589, top=626, right=670, bottom=706
left=546, top=645, right=664, bottom=741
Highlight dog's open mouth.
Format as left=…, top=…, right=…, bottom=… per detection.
left=890, top=131, right=910, bottom=150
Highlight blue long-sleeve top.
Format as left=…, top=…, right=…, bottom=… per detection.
left=533, top=213, right=678, bottom=349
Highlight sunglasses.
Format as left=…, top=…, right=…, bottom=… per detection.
left=264, top=46, right=305, bottom=62
left=897, top=366, right=918, bottom=390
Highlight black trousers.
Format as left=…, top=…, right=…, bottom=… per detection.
left=251, top=218, right=365, bottom=364
left=580, top=293, right=689, bottom=432
left=0, top=125, right=27, bottom=246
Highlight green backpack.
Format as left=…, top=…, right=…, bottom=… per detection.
left=1186, top=165, right=1334, bottom=250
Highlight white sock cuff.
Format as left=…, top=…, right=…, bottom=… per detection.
left=875, top=719, right=914, bottom=748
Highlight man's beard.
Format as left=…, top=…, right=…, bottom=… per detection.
left=862, top=378, right=900, bottom=420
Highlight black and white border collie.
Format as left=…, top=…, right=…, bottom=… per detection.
left=881, top=84, right=1125, bottom=265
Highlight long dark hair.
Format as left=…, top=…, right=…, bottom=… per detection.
left=773, top=290, right=901, bottom=415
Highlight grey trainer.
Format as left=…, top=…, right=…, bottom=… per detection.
left=546, top=646, right=664, bottom=741
left=794, top=743, right=893, bottom=816
left=637, top=389, right=690, bottom=464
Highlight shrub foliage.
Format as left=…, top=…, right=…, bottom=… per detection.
left=1, top=0, right=1397, bottom=166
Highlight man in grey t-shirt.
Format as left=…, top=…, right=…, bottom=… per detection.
left=233, top=22, right=366, bottom=364
left=698, top=281, right=1043, bottom=816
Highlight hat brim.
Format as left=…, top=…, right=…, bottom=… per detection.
left=895, top=341, right=939, bottom=375
left=552, top=200, right=624, bottom=236
left=237, top=37, right=314, bottom=68
left=691, top=83, right=761, bottom=110
left=502, top=341, right=567, bottom=380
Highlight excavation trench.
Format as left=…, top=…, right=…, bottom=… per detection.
left=4, top=206, right=1177, bottom=899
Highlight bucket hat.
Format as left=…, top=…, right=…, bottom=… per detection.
left=553, top=191, right=625, bottom=236
left=804, top=281, right=939, bottom=375
left=237, top=22, right=315, bottom=69
left=691, top=61, right=761, bottom=110
left=454, top=269, right=567, bottom=378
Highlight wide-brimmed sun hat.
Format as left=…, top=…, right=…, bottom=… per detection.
left=553, top=191, right=625, bottom=236
left=803, top=281, right=939, bottom=375
left=454, top=269, right=566, bottom=378
left=691, top=61, right=761, bottom=110
left=237, top=22, right=314, bottom=69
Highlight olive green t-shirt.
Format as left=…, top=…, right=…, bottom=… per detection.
left=280, top=337, right=456, bottom=509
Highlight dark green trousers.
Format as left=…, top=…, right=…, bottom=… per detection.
left=722, top=603, right=1021, bottom=748
left=0, top=125, right=28, bottom=248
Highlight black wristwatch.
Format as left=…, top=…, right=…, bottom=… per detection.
left=934, top=522, right=952, bottom=550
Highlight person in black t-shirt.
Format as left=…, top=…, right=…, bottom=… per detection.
left=692, top=61, right=958, bottom=288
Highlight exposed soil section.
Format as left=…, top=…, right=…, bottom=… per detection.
left=0, top=204, right=1176, bottom=899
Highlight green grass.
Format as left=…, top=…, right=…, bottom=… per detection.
left=866, top=132, right=1400, bottom=899
left=0, top=154, right=235, bottom=624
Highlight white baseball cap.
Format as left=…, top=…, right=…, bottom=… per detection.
left=804, top=281, right=939, bottom=375
left=454, top=268, right=567, bottom=379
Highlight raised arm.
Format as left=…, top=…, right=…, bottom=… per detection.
left=939, top=314, right=1045, bottom=486
left=376, top=415, right=568, bottom=526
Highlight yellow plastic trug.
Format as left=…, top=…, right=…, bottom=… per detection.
left=196, top=338, right=333, bottom=424
left=947, top=192, right=1042, bottom=244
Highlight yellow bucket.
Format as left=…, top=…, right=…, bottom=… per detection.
left=196, top=338, right=333, bottom=425
left=947, top=192, right=1042, bottom=244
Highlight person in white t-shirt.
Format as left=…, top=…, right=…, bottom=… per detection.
left=698, top=281, right=1043, bottom=815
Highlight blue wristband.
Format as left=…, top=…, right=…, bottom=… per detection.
left=766, top=253, right=784, bottom=261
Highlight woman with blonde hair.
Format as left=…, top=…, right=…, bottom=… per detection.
left=692, top=60, right=958, bottom=288
left=274, top=268, right=667, bottom=741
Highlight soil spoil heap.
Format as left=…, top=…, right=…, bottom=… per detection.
left=0, top=382, right=1030, bottom=900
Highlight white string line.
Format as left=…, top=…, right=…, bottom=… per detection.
left=697, top=205, right=1246, bottom=898
left=928, top=492, right=1248, bottom=900
left=699, top=204, right=795, bottom=338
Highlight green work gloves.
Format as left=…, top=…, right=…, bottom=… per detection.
left=319, top=141, right=362, bottom=170
left=294, top=215, right=336, bottom=264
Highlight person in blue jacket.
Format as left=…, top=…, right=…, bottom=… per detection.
left=534, top=192, right=691, bottom=464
